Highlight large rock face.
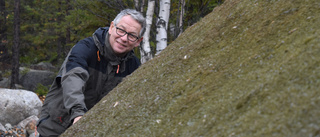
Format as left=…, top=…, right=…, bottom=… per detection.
left=0, top=89, right=42, bottom=126
left=63, top=0, right=320, bottom=136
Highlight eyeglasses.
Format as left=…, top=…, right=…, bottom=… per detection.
left=115, top=25, right=140, bottom=42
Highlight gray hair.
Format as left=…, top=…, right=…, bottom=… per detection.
left=113, top=9, right=146, bottom=37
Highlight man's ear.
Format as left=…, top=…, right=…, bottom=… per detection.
left=109, top=21, right=114, bottom=34
left=135, top=37, right=143, bottom=47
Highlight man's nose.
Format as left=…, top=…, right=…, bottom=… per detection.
left=120, top=34, right=128, bottom=42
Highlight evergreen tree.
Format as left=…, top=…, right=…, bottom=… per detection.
left=11, top=0, right=20, bottom=88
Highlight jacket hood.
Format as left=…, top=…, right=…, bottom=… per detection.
left=92, top=27, right=109, bottom=55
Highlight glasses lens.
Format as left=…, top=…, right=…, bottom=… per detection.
left=128, top=34, right=139, bottom=42
left=116, top=28, right=126, bottom=36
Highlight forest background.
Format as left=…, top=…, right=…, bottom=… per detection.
left=0, top=0, right=223, bottom=88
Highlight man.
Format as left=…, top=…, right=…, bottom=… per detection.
left=37, top=9, right=146, bottom=136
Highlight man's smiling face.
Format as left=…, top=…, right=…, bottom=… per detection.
left=108, top=15, right=143, bottom=57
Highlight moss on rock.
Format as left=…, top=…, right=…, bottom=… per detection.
left=62, top=0, right=320, bottom=136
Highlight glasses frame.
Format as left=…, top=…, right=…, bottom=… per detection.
left=114, top=25, right=140, bottom=42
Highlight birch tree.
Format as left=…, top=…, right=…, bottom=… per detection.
left=134, top=0, right=139, bottom=11
left=178, top=0, right=185, bottom=36
left=140, top=0, right=155, bottom=64
left=156, top=0, right=170, bottom=55
left=140, top=0, right=145, bottom=12
left=134, top=0, right=145, bottom=12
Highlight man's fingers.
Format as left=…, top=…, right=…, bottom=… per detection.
left=73, top=116, right=82, bottom=125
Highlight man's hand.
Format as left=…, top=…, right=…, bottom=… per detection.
left=73, top=116, right=82, bottom=125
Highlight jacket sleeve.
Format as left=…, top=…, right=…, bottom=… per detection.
left=61, top=40, right=93, bottom=122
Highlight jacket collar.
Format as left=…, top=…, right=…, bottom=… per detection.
left=104, top=33, right=132, bottom=74
left=93, top=28, right=133, bottom=74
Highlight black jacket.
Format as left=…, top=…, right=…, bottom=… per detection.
left=37, top=27, right=140, bottom=136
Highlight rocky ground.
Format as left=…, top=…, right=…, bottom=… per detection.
left=0, top=89, right=42, bottom=137
left=0, top=124, right=36, bottom=137
left=0, top=94, right=45, bottom=137
left=0, top=119, right=39, bottom=137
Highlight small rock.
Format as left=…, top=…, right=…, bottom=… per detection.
left=18, top=115, right=39, bottom=136
left=0, top=123, right=6, bottom=132
left=29, top=132, right=40, bottom=137
left=5, top=123, right=12, bottom=131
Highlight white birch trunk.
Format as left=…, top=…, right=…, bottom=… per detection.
left=134, top=0, right=139, bottom=11
left=141, top=0, right=145, bottom=12
left=156, top=0, right=170, bottom=55
left=140, top=0, right=155, bottom=64
left=178, top=0, right=185, bottom=36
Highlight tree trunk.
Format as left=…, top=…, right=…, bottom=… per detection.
left=140, top=0, right=145, bottom=12
left=178, top=0, right=185, bottom=36
left=175, top=0, right=180, bottom=38
left=65, top=0, right=71, bottom=58
left=134, top=0, right=139, bottom=11
left=0, top=0, right=8, bottom=65
left=57, top=1, right=63, bottom=62
left=156, top=0, right=170, bottom=55
left=0, top=0, right=6, bottom=41
left=11, top=0, right=20, bottom=89
left=140, top=0, right=155, bottom=64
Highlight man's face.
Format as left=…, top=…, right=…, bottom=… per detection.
left=109, top=15, right=143, bottom=57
